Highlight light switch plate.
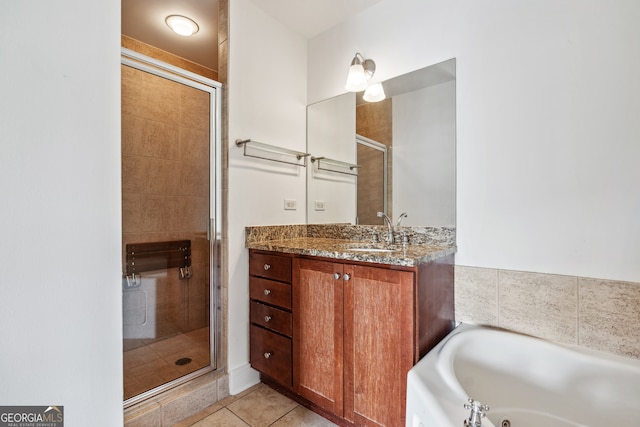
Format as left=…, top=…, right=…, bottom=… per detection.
left=314, top=200, right=326, bottom=211
left=284, top=199, right=297, bottom=210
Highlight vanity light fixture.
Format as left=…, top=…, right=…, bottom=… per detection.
left=165, top=15, right=199, bottom=37
left=345, top=52, right=376, bottom=92
left=363, top=82, right=386, bottom=102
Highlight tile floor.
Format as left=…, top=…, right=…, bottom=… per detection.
left=124, top=327, right=210, bottom=400
left=173, top=383, right=338, bottom=427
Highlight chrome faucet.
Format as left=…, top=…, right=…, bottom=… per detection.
left=464, top=398, right=489, bottom=427
left=376, top=211, right=394, bottom=244
left=396, top=212, right=408, bottom=226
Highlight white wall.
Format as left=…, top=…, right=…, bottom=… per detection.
left=0, top=1, right=123, bottom=425
left=227, top=0, right=308, bottom=393
left=393, top=81, right=456, bottom=227
left=308, top=0, right=640, bottom=282
left=307, top=93, right=357, bottom=223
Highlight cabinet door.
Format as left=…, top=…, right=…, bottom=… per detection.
left=293, top=258, right=344, bottom=416
left=344, top=265, right=415, bottom=427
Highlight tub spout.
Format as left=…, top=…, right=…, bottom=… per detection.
left=464, top=398, right=489, bottom=427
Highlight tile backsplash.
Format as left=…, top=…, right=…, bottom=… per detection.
left=455, top=265, right=640, bottom=360
left=245, top=223, right=456, bottom=246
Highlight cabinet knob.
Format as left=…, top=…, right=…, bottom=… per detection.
left=264, top=315, right=272, bottom=322
left=343, top=273, right=351, bottom=281
left=264, top=289, right=271, bottom=296
left=334, top=273, right=341, bottom=280
left=263, top=263, right=271, bottom=270
left=264, top=352, right=272, bottom=359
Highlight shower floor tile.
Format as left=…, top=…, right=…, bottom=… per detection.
left=123, top=327, right=210, bottom=401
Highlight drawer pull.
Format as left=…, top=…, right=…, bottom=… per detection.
left=264, top=315, right=272, bottom=322
left=334, top=273, right=340, bottom=280
left=264, top=352, right=272, bottom=359
left=264, top=263, right=271, bottom=270
left=343, top=273, right=351, bottom=281
left=264, top=289, right=271, bottom=296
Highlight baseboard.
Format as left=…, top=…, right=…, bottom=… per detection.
left=228, top=362, right=260, bottom=395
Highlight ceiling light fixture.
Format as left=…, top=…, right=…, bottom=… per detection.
left=345, top=53, right=376, bottom=92
left=165, top=15, right=199, bottom=37
left=363, top=82, right=386, bottom=102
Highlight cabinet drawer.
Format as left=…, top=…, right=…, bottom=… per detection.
left=249, top=252, right=291, bottom=283
left=250, top=276, right=292, bottom=309
left=250, top=325, right=292, bottom=386
left=251, top=301, right=292, bottom=337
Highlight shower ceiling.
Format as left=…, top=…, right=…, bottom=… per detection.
left=121, top=0, right=219, bottom=70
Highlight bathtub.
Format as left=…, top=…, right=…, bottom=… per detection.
left=406, top=323, right=640, bottom=427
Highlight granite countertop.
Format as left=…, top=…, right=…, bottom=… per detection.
left=246, top=237, right=456, bottom=267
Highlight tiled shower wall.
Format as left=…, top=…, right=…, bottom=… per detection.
left=121, top=64, right=211, bottom=334
left=455, top=265, right=640, bottom=360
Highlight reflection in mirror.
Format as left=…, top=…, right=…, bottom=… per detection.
left=307, top=92, right=357, bottom=224
left=307, top=58, right=456, bottom=228
left=356, top=134, right=388, bottom=225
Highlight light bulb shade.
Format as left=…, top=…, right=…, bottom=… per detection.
left=345, top=53, right=376, bottom=92
left=363, top=82, right=386, bottom=102
left=166, top=15, right=199, bottom=36
left=345, top=64, right=368, bottom=92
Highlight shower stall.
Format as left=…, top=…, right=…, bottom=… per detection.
left=120, top=49, right=222, bottom=404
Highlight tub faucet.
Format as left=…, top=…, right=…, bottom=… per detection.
left=464, top=398, right=489, bottom=427
left=376, top=211, right=394, bottom=244
left=396, top=212, right=408, bottom=226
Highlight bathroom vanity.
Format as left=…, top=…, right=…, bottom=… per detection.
left=246, top=225, right=455, bottom=427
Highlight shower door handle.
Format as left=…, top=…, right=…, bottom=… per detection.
left=207, top=217, right=215, bottom=241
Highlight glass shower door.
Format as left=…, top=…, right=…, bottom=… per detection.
left=121, top=54, right=219, bottom=403
left=356, top=135, right=388, bottom=225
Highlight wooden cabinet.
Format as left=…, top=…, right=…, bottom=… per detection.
left=294, top=259, right=418, bottom=426
left=344, top=265, right=416, bottom=426
left=293, top=258, right=345, bottom=416
left=249, top=250, right=454, bottom=427
left=249, top=251, right=293, bottom=387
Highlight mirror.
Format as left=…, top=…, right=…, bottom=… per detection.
left=306, top=58, right=456, bottom=228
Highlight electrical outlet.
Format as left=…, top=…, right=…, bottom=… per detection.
left=284, top=199, right=297, bottom=210
left=314, top=200, right=326, bottom=211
